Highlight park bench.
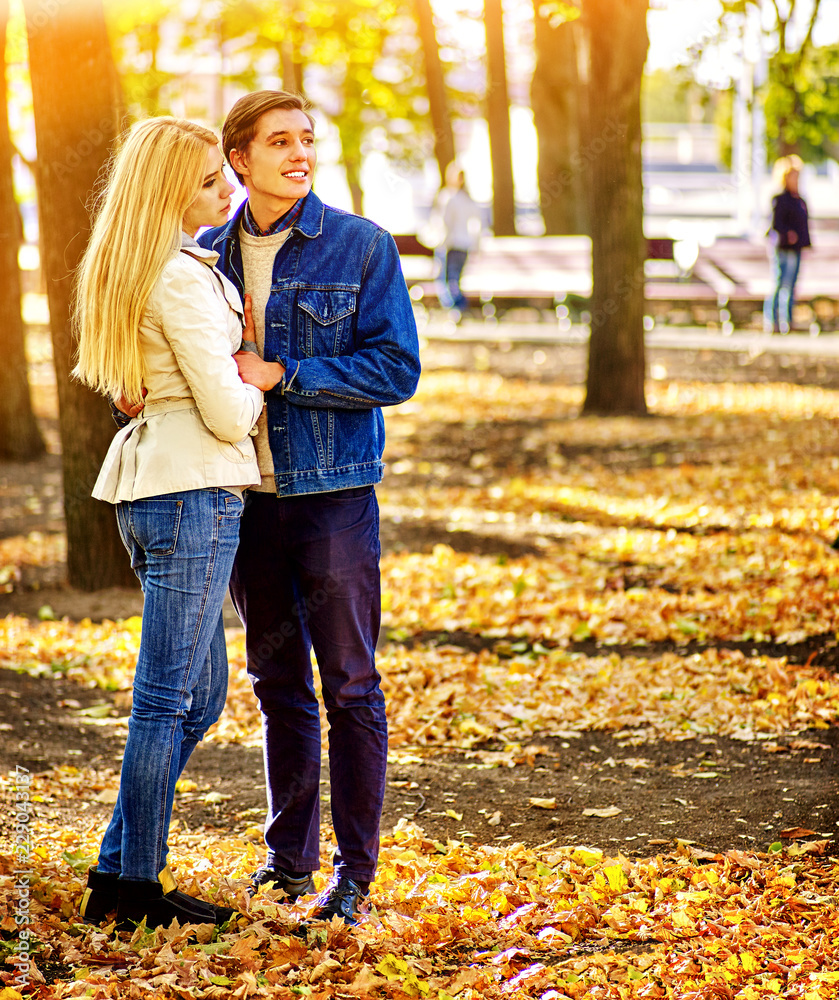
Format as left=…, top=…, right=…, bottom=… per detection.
left=396, top=232, right=839, bottom=329
left=395, top=234, right=591, bottom=310
left=671, top=237, right=839, bottom=328
left=396, top=234, right=675, bottom=315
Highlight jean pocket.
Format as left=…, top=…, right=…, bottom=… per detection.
left=220, top=492, right=244, bottom=519
left=127, top=498, right=184, bottom=555
left=327, top=485, right=374, bottom=502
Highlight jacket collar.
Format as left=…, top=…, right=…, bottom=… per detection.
left=295, top=190, right=325, bottom=239
left=209, top=190, right=324, bottom=251
left=179, top=231, right=220, bottom=266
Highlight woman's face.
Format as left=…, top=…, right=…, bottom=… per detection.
left=182, top=145, right=235, bottom=236
left=786, top=168, right=800, bottom=195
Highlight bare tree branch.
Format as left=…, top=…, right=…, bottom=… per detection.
left=800, top=0, right=822, bottom=57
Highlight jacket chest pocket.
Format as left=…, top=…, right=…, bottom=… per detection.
left=297, top=289, right=356, bottom=357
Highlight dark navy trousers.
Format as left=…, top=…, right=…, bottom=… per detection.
left=229, top=486, right=386, bottom=885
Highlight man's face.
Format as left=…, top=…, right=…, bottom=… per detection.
left=230, top=108, right=316, bottom=210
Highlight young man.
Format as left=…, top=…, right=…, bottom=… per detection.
left=197, top=91, right=420, bottom=925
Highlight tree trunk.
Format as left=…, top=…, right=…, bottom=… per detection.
left=336, top=111, right=364, bottom=215
left=25, top=0, right=136, bottom=589
left=531, top=5, right=588, bottom=235
left=339, top=64, right=364, bottom=216
left=279, top=1, right=304, bottom=95
left=336, top=112, right=364, bottom=215
left=581, top=0, right=649, bottom=416
left=279, top=42, right=304, bottom=95
left=414, top=0, right=455, bottom=186
left=0, top=0, right=45, bottom=461
left=483, top=0, right=516, bottom=235
left=346, top=170, right=363, bottom=217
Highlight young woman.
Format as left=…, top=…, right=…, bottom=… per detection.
left=73, top=117, right=263, bottom=930
left=764, top=154, right=811, bottom=335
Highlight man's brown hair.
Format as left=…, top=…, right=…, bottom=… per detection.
left=222, top=90, right=315, bottom=185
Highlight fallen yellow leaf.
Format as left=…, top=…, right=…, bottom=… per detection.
left=582, top=806, right=622, bottom=818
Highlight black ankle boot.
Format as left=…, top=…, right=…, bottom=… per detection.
left=79, top=867, right=120, bottom=924
left=308, top=875, right=368, bottom=926
left=249, top=866, right=315, bottom=900
left=115, top=866, right=235, bottom=931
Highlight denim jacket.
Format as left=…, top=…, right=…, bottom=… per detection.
left=198, top=192, right=420, bottom=496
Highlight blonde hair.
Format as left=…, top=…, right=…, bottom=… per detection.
left=773, top=154, right=803, bottom=192
left=73, top=117, right=219, bottom=403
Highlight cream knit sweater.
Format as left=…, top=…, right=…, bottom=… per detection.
left=239, top=225, right=293, bottom=493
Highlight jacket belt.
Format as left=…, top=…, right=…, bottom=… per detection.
left=141, top=397, right=196, bottom=416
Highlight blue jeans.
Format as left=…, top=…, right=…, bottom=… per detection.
left=229, top=487, right=386, bottom=885
left=764, top=247, right=801, bottom=333
left=96, top=488, right=243, bottom=880
left=435, top=248, right=469, bottom=311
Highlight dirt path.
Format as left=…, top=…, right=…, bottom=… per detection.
left=2, top=341, right=839, bottom=863
left=2, top=664, right=838, bottom=858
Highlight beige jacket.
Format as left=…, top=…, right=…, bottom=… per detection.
left=93, top=240, right=263, bottom=503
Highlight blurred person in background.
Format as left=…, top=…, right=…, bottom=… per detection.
left=433, top=161, right=481, bottom=320
left=764, top=154, right=811, bottom=334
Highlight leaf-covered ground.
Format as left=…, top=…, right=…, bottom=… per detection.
left=4, top=368, right=839, bottom=997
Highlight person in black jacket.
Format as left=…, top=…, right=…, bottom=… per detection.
left=764, top=155, right=811, bottom=334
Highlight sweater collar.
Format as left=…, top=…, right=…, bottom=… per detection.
left=209, top=190, right=324, bottom=251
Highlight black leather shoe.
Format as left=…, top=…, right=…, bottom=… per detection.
left=79, top=867, right=120, bottom=925
left=249, top=867, right=315, bottom=900
left=309, top=875, right=368, bottom=926
left=81, top=866, right=235, bottom=928
left=115, top=866, right=234, bottom=931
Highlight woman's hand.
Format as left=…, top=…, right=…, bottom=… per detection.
left=242, top=293, right=257, bottom=347
left=234, top=293, right=282, bottom=389
left=115, top=387, right=147, bottom=418
left=237, top=294, right=260, bottom=355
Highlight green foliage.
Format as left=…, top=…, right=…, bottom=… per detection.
left=764, top=42, right=839, bottom=163
left=685, top=1, right=839, bottom=164
left=736, top=0, right=833, bottom=162
left=720, top=0, right=748, bottom=13
left=105, top=0, right=443, bottom=211
left=105, top=1, right=177, bottom=117
left=642, top=67, right=717, bottom=124
left=714, top=87, right=734, bottom=168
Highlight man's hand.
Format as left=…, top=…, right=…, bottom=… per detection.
left=235, top=352, right=285, bottom=391
left=116, top=387, right=147, bottom=418
left=242, top=293, right=257, bottom=347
